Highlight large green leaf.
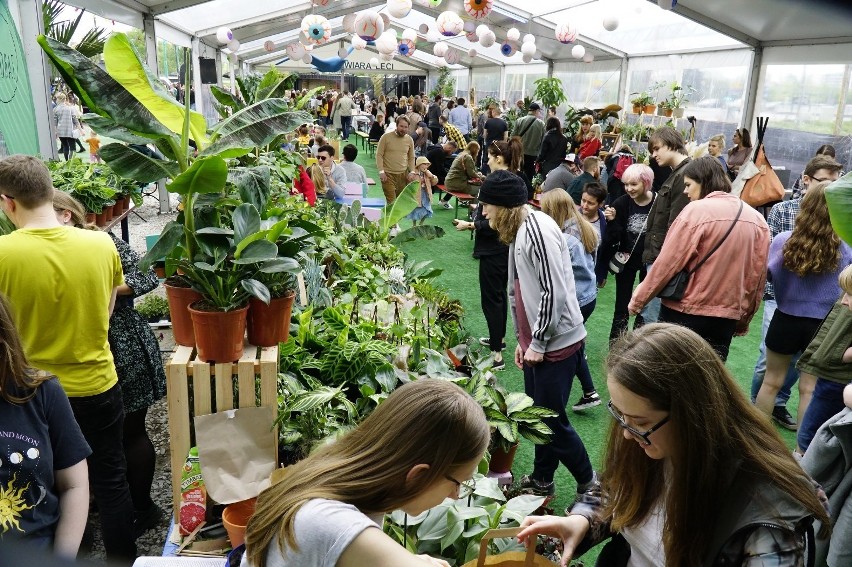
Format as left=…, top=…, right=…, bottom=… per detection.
left=37, top=35, right=174, bottom=140
left=138, top=221, right=184, bottom=271
left=380, top=181, right=421, bottom=232
left=103, top=34, right=209, bottom=148
left=286, top=387, right=344, bottom=412
left=99, top=143, right=181, bottom=182
left=202, top=100, right=312, bottom=156
left=229, top=167, right=271, bottom=214
left=504, top=393, right=534, bottom=416
left=232, top=203, right=261, bottom=244
left=210, top=85, right=242, bottom=112
left=241, top=278, right=271, bottom=305
left=390, top=224, right=446, bottom=244
left=166, top=156, right=228, bottom=196
left=255, top=69, right=293, bottom=101
left=826, top=173, right=852, bottom=245
left=233, top=240, right=278, bottom=263
left=80, top=114, right=157, bottom=146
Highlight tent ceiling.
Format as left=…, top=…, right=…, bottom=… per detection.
left=81, top=0, right=852, bottom=70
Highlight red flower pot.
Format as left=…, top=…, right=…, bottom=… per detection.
left=247, top=291, right=296, bottom=347
left=189, top=302, right=248, bottom=363
left=164, top=282, right=202, bottom=347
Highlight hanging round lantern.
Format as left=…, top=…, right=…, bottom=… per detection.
left=464, top=0, right=493, bottom=20
left=419, top=23, right=430, bottom=34
left=571, top=44, right=585, bottom=59
left=301, top=14, right=331, bottom=45
left=500, top=42, right=516, bottom=57
left=476, top=24, right=489, bottom=37
left=286, top=43, right=306, bottom=60
left=426, top=30, right=441, bottom=42
left=435, top=56, right=447, bottom=67
left=522, top=53, right=533, bottom=64
left=338, top=47, right=350, bottom=58
left=522, top=33, right=536, bottom=44
left=380, top=13, right=391, bottom=29
left=402, top=28, right=418, bottom=41
left=380, top=52, right=394, bottom=62
left=351, top=36, right=367, bottom=50
left=301, top=54, right=313, bottom=64
left=387, top=0, right=413, bottom=18
left=436, top=11, right=464, bottom=37
left=264, top=41, right=275, bottom=52
left=463, top=21, right=476, bottom=33
left=583, top=53, right=595, bottom=63
left=602, top=17, right=619, bottom=31
left=520, top=42, right=536, bottom=57
left=466, top=31, right=478, bottom=42
left=227, top=39, right=240, bottom=52
left=342, top=13, right=357, bottom=33
left=506, top=28, right=520, bottom=42
left=555, top=22, right=577, bottom=44
left=445, top=49, right=460, bottom=64
left=369, top=57, right=380, bottom=67
left=354, top=11, right=384, bottom=41
left=216, top=27, right=233, bottom=44
left=479, top=30, right=496, bottom=47
left=398, top=39, right=416, bottom=56
left=428, top=0, right=443, bottom=7
left=657, top=0, right=677, bottom=9
left=376, top=30, right=398, bottom=54
left=433, top=41, right=449, bottom=57
left=468, top=48, right=478, bottom=57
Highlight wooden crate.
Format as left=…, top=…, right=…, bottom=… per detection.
left=166, top=342, right=279, bottom=521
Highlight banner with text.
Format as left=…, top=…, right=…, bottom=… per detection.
left=0, top=0, right=39, bottom=157
left=271, top=44, right=427, bottom=76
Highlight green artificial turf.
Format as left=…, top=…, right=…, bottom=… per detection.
left=352, top=144, right=798, bottom=563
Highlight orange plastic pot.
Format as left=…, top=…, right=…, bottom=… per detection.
left=488, top=443, right=518, bottom=474
left=222, top=497, right=257, bottom=548
left=164, top=283, right=201, bottom=347
left=85, top=212, right=96, bottom=225
left=247, top=291, right=296, bottom=347
left=189, top=302, right=248, bottom=363
left=95, top=210, right=108, bottom=226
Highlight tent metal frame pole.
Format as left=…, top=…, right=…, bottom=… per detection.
left=742, top=47, right=762, bottom=132
left=618, top=56, right=629, bottom=110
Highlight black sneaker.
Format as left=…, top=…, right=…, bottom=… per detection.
left=133, top=503, right=164, bottom=539
left=572, top=391, right=602, bottom=411
left=491, top=359, right=505, bottom=371
left=518, top=475, right=555, bottom=496
left=772, top=406, right=797, bottom=431
left=479, top=337, right=506, bottom=350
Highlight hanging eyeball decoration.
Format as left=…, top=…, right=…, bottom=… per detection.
left=466, top=31, right=478, bottom=42
left=479, top=30, right=496, bottom=48
left=428, top=0, right=443, bottom=7
left=342, top=13, right=357, bottom=33
left=398, top=38, right=416, bottom=56
left=216, top=27, right=233, bottom=44
left=264, top=41, right=275, bottom=53
left=464, top=0, right=493, bottom=20
left=354, top=11, right=385, bottom=41
left=313, top=0, right=330, bottom=5
left=433, top=41, right=449, bottom=58
left=464, top=21, right=476, bottom=33
left=468, top=48, right=478, bottom=58
left=555, top=22, right=577, bottom=44
left=657, top=0, right=677, bottom=9
left=602, top=17, right=619, bottom=31
left=376, top=30, right=399, bottom=55
left=583, top=52, right=595, bottom=63
left=351, top=36, right=367, bottom=50
left=286, top=43, right=306, bottom=60
left=436, top=11, right=464, bottom=37
left=445, top=49, right=460, bottom=65
left=227, top=39, right=240, bottom=52
left=386, top=0, right=413, bottom=18
left=301, top=14, right=331, bottom=45
left=571, top=44, right=585, bottom=59
left=500, top=42, right=516, bottom=57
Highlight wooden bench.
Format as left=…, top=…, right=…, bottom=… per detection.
left=355, top=131, right=369, bottom=150
left=367, top=140, right=378, bottom=158
left=366, top=177, right=376, bottom=186
left=441, top=187, right=477, bottom=219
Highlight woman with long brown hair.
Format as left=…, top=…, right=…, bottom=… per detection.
left=726, top=127, right=752, bottom=179
left=518, top=323, right=830, bottom=567
left=244, top=379, right=489, bottom=567
left=755, top=181, right=852, bottom=437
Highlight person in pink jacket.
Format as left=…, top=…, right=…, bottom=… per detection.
left=628, top=157, right=770, bottom=360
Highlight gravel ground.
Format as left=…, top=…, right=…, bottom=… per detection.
left=80, top=192, right=181, bottom=562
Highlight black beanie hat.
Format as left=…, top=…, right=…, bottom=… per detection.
left=477, top=170, right=528, bottom=208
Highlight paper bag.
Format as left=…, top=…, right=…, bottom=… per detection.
left=194, top=406, right=276, bottom=505
left=740, top=146, right=785, bottom=207
left=461, top=528, right=553, bottom=567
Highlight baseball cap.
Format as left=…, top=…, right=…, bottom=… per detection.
left=528, top=102, right=541, bottom=111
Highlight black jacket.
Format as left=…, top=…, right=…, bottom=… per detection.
left=536, top=129, right=569, bottom=176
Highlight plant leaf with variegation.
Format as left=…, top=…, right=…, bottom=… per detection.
left=99, top=143, right=181, bottom=183
left=202, top=100, right=312, bottom=156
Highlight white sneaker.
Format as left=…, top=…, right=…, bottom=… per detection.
left=441, top=201, right=452, bottom=210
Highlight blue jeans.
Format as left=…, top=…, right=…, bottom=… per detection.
left=750, top=299, right=799, bottom=406
left=68, top=384, right=136, bottom=562
left=798, top=378, right=847, bottom=453
left=523, top=350, right=594, bottom=486
left=641, top=262, right=661, bottom=323
left=341, top=115, right=352, bottom=140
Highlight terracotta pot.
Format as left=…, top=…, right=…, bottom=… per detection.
left=103, top=206, right=113, bottom=222
left=664, top=108, right=673, bottom=117
left=113, top=202, right=123, bottom=217
left=222, top=497, right=257, bottom=548
left=95, top=210, right=108, bottom=226
left=189, top=302, right=248, bottom=363
left=124, top=195, right=132, bottom=209
left=247, top=291, right=296, bottom=347
left=643, top=104, right=656, bottom=115
left=489, top=443, right=519, bottom=474
left=164, top=282, right=201, bottom=347
left=154, top=264, right=166, bottom=279
left=85, top=212, right=96, bottom=225
left=631, top=104, right=641, bottom=114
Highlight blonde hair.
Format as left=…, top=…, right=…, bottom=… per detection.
left=540, top=189, right=598, bottom=253
left=245, top=379, right=489, bottom=567
left=309, top=164, right=326, bottom=195
left=708, top=134, right=726, bottom=151
left=839, top=264, right=852, bottom=295
left=489, top=204, right=528, bottom=245
left=52, top=190, right=96, bottom=230
left=588, top=124, right=602, bottom=141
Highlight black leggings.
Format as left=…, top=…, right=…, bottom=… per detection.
left=479, top=252, right=509, bottom=352
left=123, top=407, right=156, bottom=511
left=59, top=137, right=75, bottom=160
left=610, top=259, right=647, bottom=340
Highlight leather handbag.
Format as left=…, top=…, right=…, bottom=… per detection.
left=740, top=117, right=785, bottom=207
left=658, top=201, right=743, bottom=300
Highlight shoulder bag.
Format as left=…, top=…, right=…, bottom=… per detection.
left=658, top=200, right=743, bottom=300
left=740, top=117, right=785, bottom=207
left=608, top=195, right=655, bottom=274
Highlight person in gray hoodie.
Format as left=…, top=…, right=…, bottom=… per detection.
left=478, top=169, right=596, bottom=498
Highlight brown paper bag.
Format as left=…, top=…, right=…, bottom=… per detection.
left=741, top=146, right=785, bottom=207
left=194, top=406, right=276, bottom=505
left=461, top=528, right=554, bottom=567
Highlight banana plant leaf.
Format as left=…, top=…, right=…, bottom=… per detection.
left=254, top=69, right=293, bottom=102
left=80, top=114, right=159, bottom=146
left=139, top=221, right=184, bottom=271
left=210, top=85, right=242, bottom=112
left=200, top=100, right=312, bottom=157
left=380, top=181, right=420, bottom=232
left=826, top=172, right=852, bottom=245
left=391, top=224, right=446, bottom=244
left=37, top=35, right=174, bottom=140
left=166, top=156, right=228, bottom=196
left=99, top=143, right=181, bottom=182
left=103, top=34, right=209, bottom=148
left=229, top=166, right=271, bottom=214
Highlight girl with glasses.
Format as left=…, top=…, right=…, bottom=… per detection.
left=517, top=323, right=829, bottom=567
left=244, top=379, right=489, bottom=567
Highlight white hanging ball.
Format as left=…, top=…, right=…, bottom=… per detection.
left=520, top=42, right=536, bottom=57
left=226, top=39, right=240, bottom=52
left=287, top=43, right=306, bottom=60
left=342, top=13, right=357, bottom=33
left=354, top=11, right=385, bottom=41
left=534, top=50, right=542, bottom=59
left=370, top=57, right=380, bottom=66
left=507, top=28, right=520, bottom=42
left=464, top=21, right=476, bottom=33
left=376, top=32, right=398, bottom=54
left=426, top=30, right=441, bottom=42
left=523, top=33, right=536, bottom=44
left=571, top=44, right=585, bottom=59
left=468, top=48, right=478, bottom=57
left=583, top=53, right=595, bottom=63
left=229, top=52, right=238, bottom=64
left=433, top=41, right=449, bottom=57
left=419, top=23, right=430, bottom=34
left=603, top=16, right=619, bottom=31
left=436, top=11, right=464, bottom=37
left=264, top=41, right=275, bottom=52
left=303, top=43, right=313, bottom=51
left=402, top=28, right=418, bottom=41
left=479, top=30, right=496, bottom=48
left=301, top=53, right=313, bottom=64
left=435, top=56, right=447, bottom=67
left=657, top=0, right=676, bottom=9
left=522, top=53, right=533, bottom=63
left=476, top=24, right=489, bottom=37
left=216, top=27, right=233, bottom=44
left=386, top=0, right=413, bottom=18
left=351, top=36, right=367, bottom=50
left=466, top=31, right=478, bottom=42
left=338, top=47, right=350, bottom=58
left=380, top=52, right=394, bottom=61
left=445, top=49, right=460, bottom=64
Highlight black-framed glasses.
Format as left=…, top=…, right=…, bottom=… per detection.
left=317, top=156, right=328, bottom=161
left=445, top=474, right=476, bottom=499
left=808, top=176, right=830, bottom=183
left=607, top=400, right=670, bottom=446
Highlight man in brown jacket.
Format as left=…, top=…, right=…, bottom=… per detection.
left=376, top=115, right=415, bottom=204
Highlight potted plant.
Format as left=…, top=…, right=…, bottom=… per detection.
left=658, top=99, right=673, bottom=117
left=135, top=294, right=170, bottom=323
left=667, top=82, right=695, bottom=118
left=532, top=77, right=567, bottom=113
